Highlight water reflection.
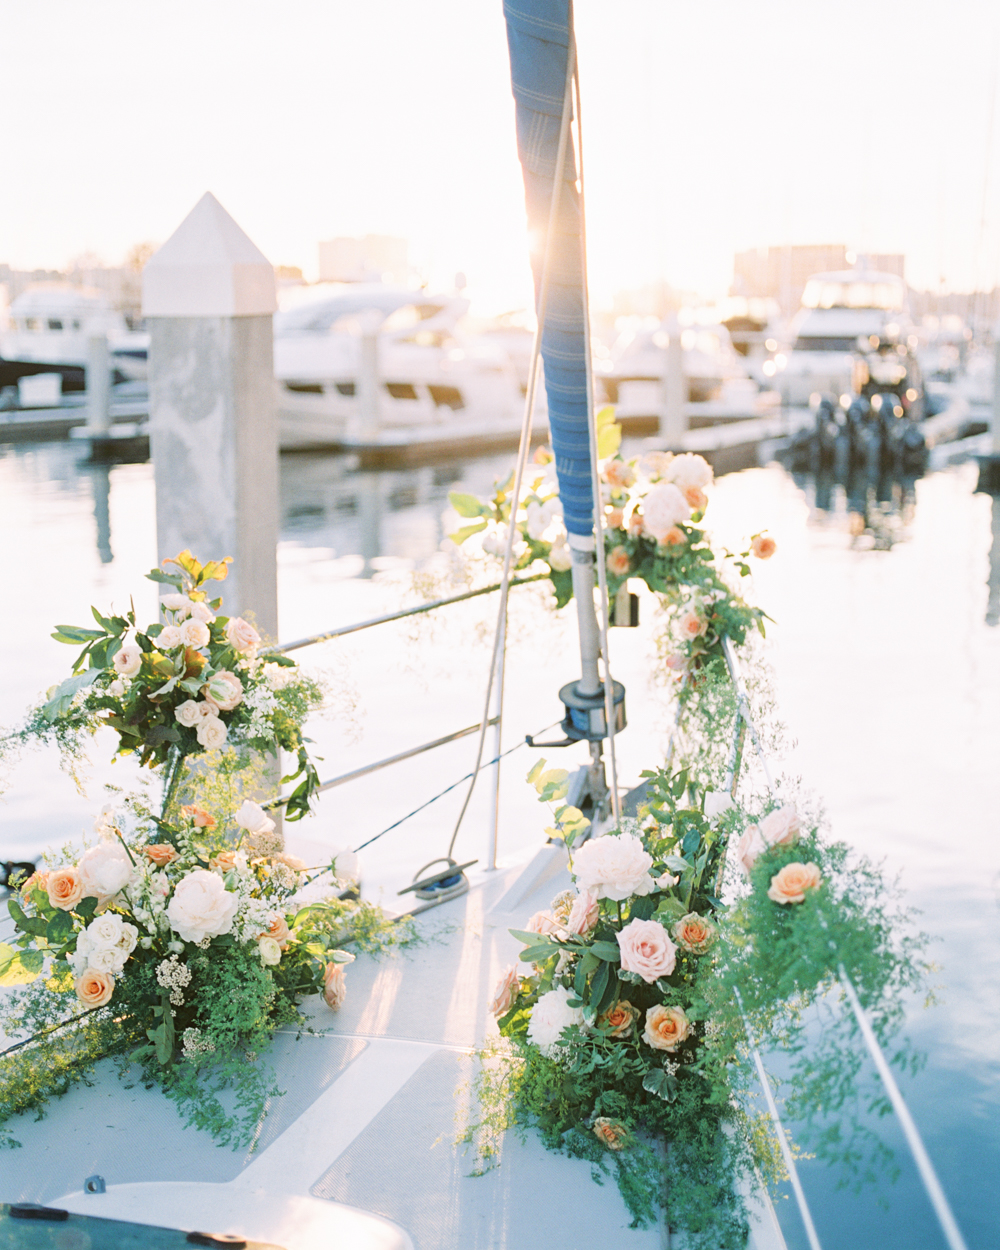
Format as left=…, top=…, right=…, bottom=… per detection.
left=86, top=463, right=113, bottom=564
left=987, top=496, right=1000, bottom=628
left=790, top=465, right=918, bottom=551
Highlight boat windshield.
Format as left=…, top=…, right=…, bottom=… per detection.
left=801, top=278, right=904, bottom=311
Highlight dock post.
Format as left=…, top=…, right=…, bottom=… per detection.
left=355, top=309, right=382, bottom=443
left=141, top=192, right=279, bottom=638
left=85, top=335, right=111, bottom=434
left=661, top=316, right=686, bottom=447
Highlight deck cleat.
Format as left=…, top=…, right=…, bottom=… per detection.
left=400, top=856, right=475, bottom=904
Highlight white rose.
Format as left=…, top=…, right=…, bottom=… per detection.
left=179, top=618, right=210, bottom=649
left=86, top=912, right=127, bottom=949
left=527, top=986, right=586, bottom=1057
left=705, top=792, right=734, bottom=821
left=158, top=625, right=183, bottom=650
left=107, top=679, right=126, bottom=698
left=166, top=869, right=238, bottom=943
left=663, top=453, right=713, bottom=490
left=195, top=715, right=228, bottom=749
left=235, top=800, right=276, bottom=836
left=525, top=498, right=562, bottom=541
left=481, top=525, right=508, bottom=558
left=641, top=483, right=690, bottom=542
left=174, top=700, right=202, bottom=727
left=258, top=935, right=282, bottom=966
left=262, top=662, right=296, bottom=690
left=161, top=594, right=192, bottom=618
left=188, top=600, right=215, bottom=624
left=112, top=643, right=143, bottom=678
left=78, top=841, right=133, bottom=905
left=330, top=847, right=361, bottom=883
left=547, top=537, right=572, bottom=571
left=571, top=832, right=655, bottom=902
left=85, top=945, right=121, bottom=973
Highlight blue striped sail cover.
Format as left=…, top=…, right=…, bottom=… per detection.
left=503, top=0, right=594, bottom=538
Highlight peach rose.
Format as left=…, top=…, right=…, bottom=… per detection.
left=565, top=889, right=600, bottom=936
left=225, top=617, right=261, bottom=654
left=607, top=546, right=631, bottom=577
left=75, top=967, right=115, bottom=1008
left=606, top=506, right=625, bottom=529
left=489, top=965, right=520, bottom=1017
left=112, top=643, right=143, bottom=678
left=767, top=861, right=821, bottom=905
left=759, top=805, right=801, bottom=849
left=604, top=459, right=635, bottom=489
left=627, top=510, right=644, bottom=536
left=210, top=850, right=239, bottom=873
left=47, top=867, right=84, bottom=911
left=143, top=843, right=178, bottom=867
left=272, top=853, right=306, bottom=872
left=180, top=804, right=216, bottom=829
left=683, top=485, right=708, bottom=513
left=672, top=913, right=717, bottom=954
left=323, top=962, right=347, bottom=1010
left=597, top=999, right=637, bottom=1037
left=751, top=534, right=777, bottom=559
left=179, top=619, right=210, bottom=649
left=592, top=1117, right=630, bottom=1151
left=260, top=913, right=291, bottom=949
left=660, top=526, right=686, bottom=547
left=616, top=917, right=677, bottom=983
left=736, top=825, right=767, bottom=876
left=643, top=1004, right=690, bottom=1051
left=677, top=605, right=707, bottom=639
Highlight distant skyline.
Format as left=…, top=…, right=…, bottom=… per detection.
left=2, top=0, right=999, bottom=313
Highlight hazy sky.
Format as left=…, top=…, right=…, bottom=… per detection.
left=2, top=0, right=999, bottom=311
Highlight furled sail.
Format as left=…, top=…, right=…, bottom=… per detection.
left=502, top=0, right=593, bottom=539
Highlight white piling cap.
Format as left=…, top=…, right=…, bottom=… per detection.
left=142, top=192, right=277, bottom=317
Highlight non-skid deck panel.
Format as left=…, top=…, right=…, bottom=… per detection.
left=3, top=1033, right=367, bottom=1202
left=310, top=1047, right=665, bottom=1249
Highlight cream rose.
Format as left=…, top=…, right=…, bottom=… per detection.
left=202, top=670, right=243, bottom=711
left=78, top=841, right=132, bottom=906
left=767, top=861, right=822, bottom=905
left=672, top=913, right=717, bottom=954
left=616, top=917, right=677, bottom=983
left=526, top=986, right=585, bottom=1056
left=174, top=699, right=202, bottom=728
left=489, top=966, right=520, bottom=1017
left=597, top=999, right=638, bottom=1038
left=571, top=832, right=655, bottom=902
left=113, top=643, right=143, bottom=678
left=226, top=617, right=261, bottom=654
left=195, top=715, right=228, bottom=749
left=158, top=625, right=183, bottom=650
left=47, top=867, right=84, bottom=911
left=75, top=968, right=115, bottom=1008
left=547, top=538, right=572, bottom=571
left=592, top=1117, right=629, bottom=1151
left=235, top=800, right=276, bottom=836
left=166, top=869, right=238, bottom=942
left=323, top=962, right=347, bottom=1010
left=188, top=600, right=215, bottom=624
left=759, top=805, right=801, bottom=848
left=179, top=618, right=210, bottom=649
left=736, top=825, right=767, bottom=876
left=258, top=935, right=282, bottom=966
left=565, top=889, right=600, bottom=936
left=107, top=679, right=126, bottom=697
left=643, top=1004, right=690, bottom=1051
left=664, top=453, right=713, bottom=490
left=161, top=593, right=192, bottom=618
left=641, top=482, right=690, bottom=542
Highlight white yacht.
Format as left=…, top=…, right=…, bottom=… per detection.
left=1, top=285, right=149, bottom=386
left=273, top=284, right=526, bottom=450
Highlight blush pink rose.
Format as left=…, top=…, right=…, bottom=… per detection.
left=158, top=625, right=183, bottom=650
left=202, top=670, right=243, bottom=711
left=525, top=910, right=562, bottom=936
left=616, top=917, right=677, bottom=983
left=759, top=805, right=801, bottom=848
left=489, top=965, right=520, bottom=1017
left=226, top=617, right=261, bottom=653
left=179, top=619, right=210, bottom=649
left=641, top=483, right=690, bottom=542
left=566, top=889, right=600, bottom=936
left=677, top=605, right=707, bottom=639
left=323, top=963, right=347, bottom=1010
left=736, top=825, right=767, bottom=876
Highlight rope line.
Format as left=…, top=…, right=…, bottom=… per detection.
left=353, top=721, right=559, bottom=855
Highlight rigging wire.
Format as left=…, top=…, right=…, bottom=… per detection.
left=445, top=38, right=578, bottom=863
left=571, top=25, right=621, bottom=822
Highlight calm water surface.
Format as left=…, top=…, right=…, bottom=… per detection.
left=1, top=439, right=998, bottom=1248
